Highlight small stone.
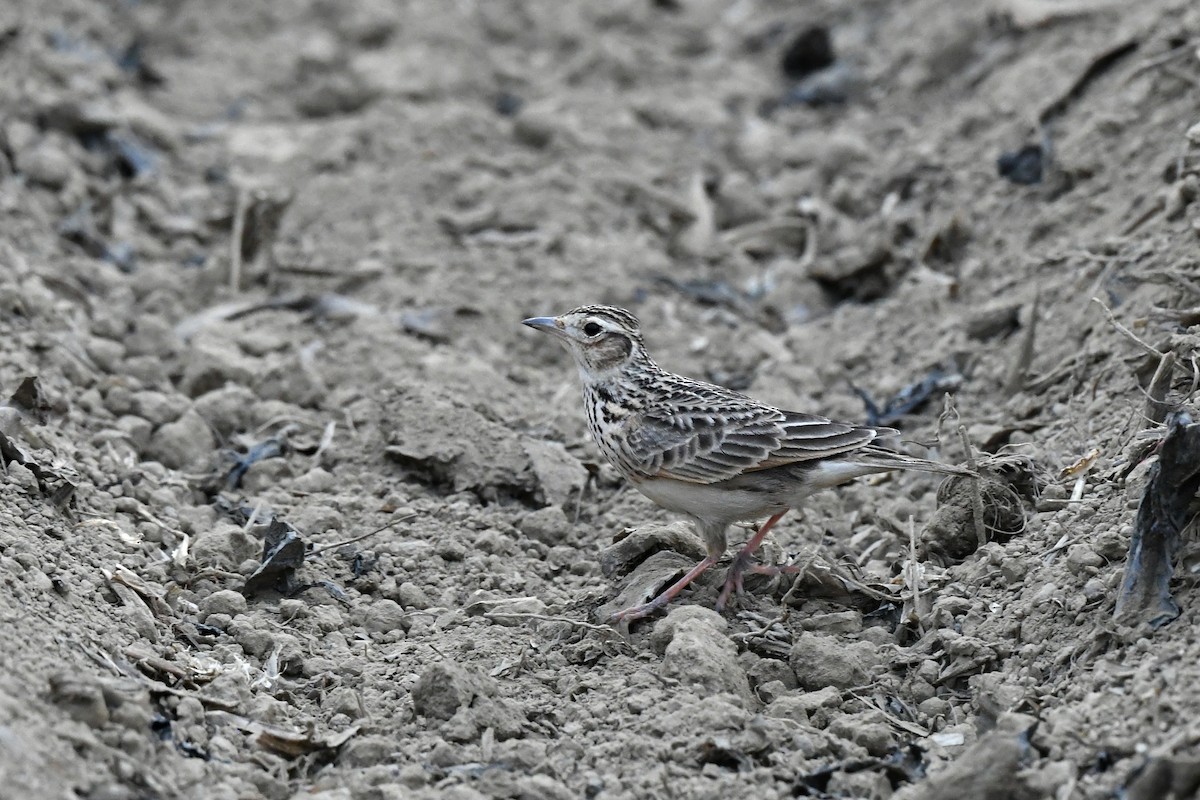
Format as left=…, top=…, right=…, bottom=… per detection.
left=231, top=623, right=274, bottom=659
left=1065, top=544, right=1103, bottom=570
left=513, top=109, right=558, bottom=149
left=657, top=606, right=751, bottom=704
left=87, top=338, right=126, bottom=373
left=179, top=339, right=257, bottom=398
left=396, top=581, right=430, bottom=609
left=518, top=506, right=571, bottom=546
left=115, top=415, right=153, bottom=451
left=763, top=695, right=810, bottom=724
left=756, top=680, right=789, bottom=704
left=144, top=409, right=215, bottom=469
left=357, top=598, right=410, bottom=634
left=828, top=713, right=895, bottom=756
left=747, top=657, right=798, bottom=691
left=17, top=138, right=76, bottom=189
left=132, top=391, right=187, bottom=426
left=5, top=463, right=39, bottom=493
left=799, top=610, right=863, bottom=634
left=293, top=467, right=336, bottom=493
left=412, top=663, right=491, bottom=721
left=48, top=674, right=110, bottom=728
left=919, top=696, right=951, bottom=720
left=523, top=438, right=589, bottom=507
left=192, top=384, right=259, bottom=436
left=200, top=589, right=248, bottom=618
left=279, top=599, right=308, bottom=620
left=191, top=524, right=260, bottom=571
left=790, top=634, right=882, bottom=690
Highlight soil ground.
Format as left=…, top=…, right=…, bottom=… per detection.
left=2, top=1, right=1200, bottom=798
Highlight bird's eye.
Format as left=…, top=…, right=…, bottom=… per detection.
left=583, top=322, right=603, bottom=337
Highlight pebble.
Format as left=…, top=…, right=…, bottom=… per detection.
left=86, top=337, right=126, bottom=373
left=513, top=109, right=558, bottom=149
left=17, top=138, right=76, bottom=189
left=115, top=415, right=153, bottom=451
left=191, top=524, right=260, bottom=571
left=411, top=662, right=490, bottom=721
left=293, top=467, right=336, bottom=493
left=179, top=339, right=257, bottom=398
left=799, top=610, right=863, bottom=634
left=132, top=391, right=186, bottom=426
left=790, top=633, right=882, bottom=690
left=657, top=607, right=752, bottom=704
left=763, top=695, right=810, bottom=724
left=828, top=712, right=895, bottom=756
left=395, top=581, right=431, bottom=610
left=517, top=506, right=571, bottom=546
left=192, top=384, right=259, bottom=436
left=1065, top=544, right=1103, bottom=571
left=746, top=657, right=798, bottom=691
left=144, top=409, right=215, bottom=469
left=48, top=674, right=109, bottom=728
left=356, top=598, right=410, bottom=634
left=200, top=589, right=247, bottom=618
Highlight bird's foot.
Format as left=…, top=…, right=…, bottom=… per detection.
left=609, top=596, right=670, bottom=623
left=716, top=555, right=802, bottom=612
left=608, top=553, right=720, bottom=624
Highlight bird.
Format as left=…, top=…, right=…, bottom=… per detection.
left=523, top=305, right=971, bottom=622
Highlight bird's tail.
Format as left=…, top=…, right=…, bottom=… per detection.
left=851, top=444, right=975, bottom=477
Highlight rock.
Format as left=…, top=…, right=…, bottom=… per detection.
left=517, top=507, right=571, bottom=546
left=383, top=386, right=537, bottom=503
left=179, top=338, right=257, bottom=398
left=334, top=0, right=400, bottom=46
left=412, top=663, right=526, bottom=742
left=47, top=674, right=110, bottom=728
left=513, top=109, right=558, bottom=149
left=790, top=633, right=882, bottom=690
left=763, top=695, right=810, bottom=724
left=132, top=390, right=187, bottom=426
left=598, top=522, right=706, bottom=577
left=144, top=409, right=215, bottom=469
left=17, top=138, right=77, bottom=189
left=828, top=712, right=895, bottom=756
left=396, top=581, right=430, bottom=609
left=86, top=337, right=126, bottom=372
left=193, top=384, right=259, bottom=436
left=293, top=467, right=336, bottom=493
left=356, top=599, right=410, bottom=634
left=412, top=663, right=488, bottom=721
left=294, top=69, right=377, bottom=117
left=656, top=607, right=752, bottom=705
left=892, top=719, right=1038, bottom=800
left=522, top=439, right=589, bottom=508
left=747, top=657, right=798, bottom=691
left=200, top=589, right=248, bottom=618
left=798, top=610, right=863, bottom=634
left=115, top=415, right=153, bottom=451
left=191, top=523, right=260, bottom=571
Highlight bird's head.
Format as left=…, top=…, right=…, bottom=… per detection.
left=523, top=305, right=647, bottom=378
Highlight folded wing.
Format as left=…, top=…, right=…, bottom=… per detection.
left=627, top=404, right=881, bottom=484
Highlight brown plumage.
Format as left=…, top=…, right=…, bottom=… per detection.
left=524, top=305, right=970, bottom=622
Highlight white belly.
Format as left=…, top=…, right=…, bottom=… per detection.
left=633, top=477, right=783, bottom=528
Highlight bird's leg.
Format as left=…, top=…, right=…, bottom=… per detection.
left=609, top=553, right=720, bottom=623
left=716, top=510, right=789, bottom=612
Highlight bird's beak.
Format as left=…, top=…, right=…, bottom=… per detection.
left=522, top=316, right=568, bottom=339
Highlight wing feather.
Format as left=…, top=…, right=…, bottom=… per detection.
left=625, top=400, right=882, bottom=484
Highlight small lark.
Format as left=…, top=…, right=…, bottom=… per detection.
left=524, top=305, right=970, bottom=622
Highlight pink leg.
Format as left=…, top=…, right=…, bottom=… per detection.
left=610, top=553, right=720, bottom=623
left=715, top=510, right=789, bottom=612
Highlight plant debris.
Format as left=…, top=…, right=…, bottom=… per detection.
left=1115, top=411, right=1200, bottom=629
